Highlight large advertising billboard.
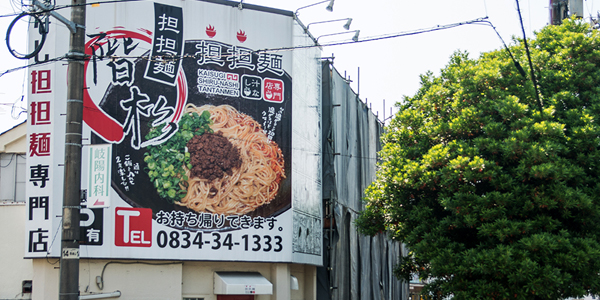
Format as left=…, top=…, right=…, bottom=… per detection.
left=25, top=0, right=321, bottom=265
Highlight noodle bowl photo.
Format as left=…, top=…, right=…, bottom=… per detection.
left=144, top=104, right=286, bottom=215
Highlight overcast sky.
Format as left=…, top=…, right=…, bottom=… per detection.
left=2, top=0, right=600, bottom=133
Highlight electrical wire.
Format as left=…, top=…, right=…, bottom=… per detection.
left=8, top=0, right=25, bottom=15
left=34, top=0, right=146, bottom=15
left=3, top=0, right=488, bottom=52
left=256, top=17, right=491, bottom=53
left=477, top=20, right=527, bottom=78
left=96, top=261, right=182, bottom=290
left=18, top=52, right=28, bottom=108
left=515, top=0, right=543, bottom=113
left=0, top=55, right=66, bottom=78
left=0, top=0, right=146, bottom=18
left=11, top=95, right=27, bottom=119
left=528, top=0, right=532, bottom=36
left=483, top=0, right=489, bottom=17
left=6, top=10, right=48, bottom=59
left=1, top=0, right=28, bottom=18
left=585, top=0, right=599, bottom=28
left=83, top=247, right=92, bottom=293
left=0, top=154, right=26, bottom=169
left=44, top=218, right=62, bottom=265
left=0, top=15, right=490, bottom=162
left=0, top=4, right=496, bottom=139
left=0, top=16, right=490, bottom=78
left=0, top=11, right=26, bottom=18
left=0, top=153, right=16, bottom=168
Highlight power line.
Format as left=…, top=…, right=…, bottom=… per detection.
left=515, top=0, right=543, bottom=113
left=0, top=0, right=146, bottom=18
left=0, top=11, right=22, bottom=18
left=52, top=0, right=146, bottom=12
left=256, top=17, right=490, bottom=53
left=477, top=20, right=527, bottom=78
left=0, top=55, right=66, bottom=78
left=0, top=17, right=491, bottom=77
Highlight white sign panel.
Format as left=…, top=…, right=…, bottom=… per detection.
left=87, top=144, right=112, bottom=208
left=24, top=9, right=66, bottom=258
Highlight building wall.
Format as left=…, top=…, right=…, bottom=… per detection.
left=28, top=259, right=315, bottom=300
left=0, top=122, right=27, bottom=203
left=0, top=122, right=26, bottom=153
left=0, top=204, right=33, bottom=300
left=319, top=61, right=407, bottom=300
left=0, top=122, right=32, bottom=300
left=0, top=123, right=317, bottom=300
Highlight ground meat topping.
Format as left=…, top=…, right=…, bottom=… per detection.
left=186, top=132, right=242, bottom=181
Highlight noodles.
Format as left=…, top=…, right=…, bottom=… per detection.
left=177, top=104, right=285, bottom=215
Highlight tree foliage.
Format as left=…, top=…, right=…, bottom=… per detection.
left=356, top=19, right=600, bottom=300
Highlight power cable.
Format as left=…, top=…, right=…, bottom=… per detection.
left=0, top=0, right=143, bottom=18
left=44, top=217, right=62, bottom=265
left=0, top=11, right=23, bottom=18
left=6, top=11, right=48, bottom=59
left=0, top=16, right=491, bottom=77
left=11, top=95, right=27, bottom=119
left=256, top=17, right=491, bottom=53
left=43, top=0, right=146, bottom=14
left=0, top=55, right=66, bottom=78
left=9, top=0, right=25, bottom=15
left=483, top=0, right=489, bottom=17
left=0, top=153, right=16, bottom=168
left=0, top=12, right=502, bottom=131
left=96, top=261, right=182, bottom=290
left=477, top=20, right=527, bottom=78
left=515, top=0, right=543, bottom=113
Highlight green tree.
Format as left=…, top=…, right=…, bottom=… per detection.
left=356, top=19, right=600, bottom=300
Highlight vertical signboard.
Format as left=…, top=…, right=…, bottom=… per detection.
left=24, top=10, right=66, bottom=258
left=87, top=144, right=112, bottom=208
left=26, top=0, right=321, bottom=264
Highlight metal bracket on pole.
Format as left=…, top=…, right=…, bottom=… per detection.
left=33, top=0, right=83, bottom=33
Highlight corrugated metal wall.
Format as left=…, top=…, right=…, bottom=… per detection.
left=318, top=60, right=408, bottom=300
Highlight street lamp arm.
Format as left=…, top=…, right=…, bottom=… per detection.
left=315, top=30, right=360, bottom=44
left=306, top=18, right=352, bottom=32
left=294, top=0, right=335, bottom=18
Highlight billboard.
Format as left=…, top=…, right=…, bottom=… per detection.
left=25, top=0, right=322, bottom=265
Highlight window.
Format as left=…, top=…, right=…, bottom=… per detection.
left=22, top=280, right=32, bottom=294
left=0, top=153, right=26, bottom=202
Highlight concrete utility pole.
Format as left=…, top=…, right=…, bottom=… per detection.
left=59, top=0, right=86, bottom=299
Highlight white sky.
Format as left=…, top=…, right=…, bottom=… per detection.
left=1, top=0, right=599, bottom=133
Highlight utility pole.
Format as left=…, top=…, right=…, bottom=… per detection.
left=59, top=0, right=86, bottom=299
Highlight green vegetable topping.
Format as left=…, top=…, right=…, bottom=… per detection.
left=144, top=111, right=213, bottom=203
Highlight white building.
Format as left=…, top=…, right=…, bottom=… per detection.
left=0, top=122, right=33, bottom=300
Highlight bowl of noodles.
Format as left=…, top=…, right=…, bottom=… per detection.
left=144, top=104, right=286, bottom=216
